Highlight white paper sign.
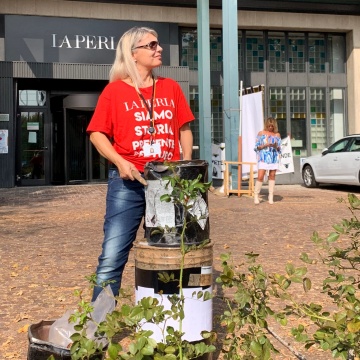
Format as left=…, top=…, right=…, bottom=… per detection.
left=0, top=129, right=8, bottom=154
left=277, top=136, right=295, bottom=174
left=145, top=179, right=175, bottom=228
left=27, top=122, right=39, bottom=130
left=136, top=285, right=212, bottom=342
left=188, top=196, right=209, bottom=230
left=211, top=143, right=225, bottom=179
left=28, top=131, right=37, bottom=144
left=0, top=114, right=9, bottom=122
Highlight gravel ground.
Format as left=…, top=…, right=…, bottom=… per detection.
left=1, top=183, right=359, bottom=359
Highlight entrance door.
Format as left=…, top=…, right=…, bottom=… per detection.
left=19, top=109, right=50, bottom=185
left=65, top=109, right=108, bottom=183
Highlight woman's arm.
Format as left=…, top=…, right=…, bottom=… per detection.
left=276, top=133, right=282, bottom=152
left=255, top=132, right=268, bottom=151
left=179, top=123, right=193, bottom=160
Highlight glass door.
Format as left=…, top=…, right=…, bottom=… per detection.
left=19, top=110, right=50, bottom=185
left=65, top=109, right=108, bottom=183
left=66, top=110, right=89, bottom=183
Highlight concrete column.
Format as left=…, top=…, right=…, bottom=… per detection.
left=346, top=50, right=360, bottom=134
left=222, top=0, right=239, bottom=162
left=197, top=0, right=212, bottom=179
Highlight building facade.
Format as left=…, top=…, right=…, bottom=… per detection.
left=0, top=0, right=359, bottom=187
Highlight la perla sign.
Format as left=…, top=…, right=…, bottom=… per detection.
left=52, top=34, right=116, bottom=50
left=5, top=15, right=170, bottom=64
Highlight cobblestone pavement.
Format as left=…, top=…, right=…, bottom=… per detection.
left=1, top=183, right=360, bottom=359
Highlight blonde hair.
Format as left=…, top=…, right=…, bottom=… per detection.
left=109, top=26, right=158, bottom=89
left=264, top=117, right=278, bottom=133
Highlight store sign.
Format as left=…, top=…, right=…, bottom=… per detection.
left=5, top=15, right=172, bottom=65
left=51, top=34, right=116, bottom=50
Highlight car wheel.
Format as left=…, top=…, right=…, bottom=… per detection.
left=302, top=165, right=319, bottom=188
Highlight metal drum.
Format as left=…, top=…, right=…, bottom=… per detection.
left=134, top=241, right=213, bottom=347
left=144, top=160, right=209, bottom=247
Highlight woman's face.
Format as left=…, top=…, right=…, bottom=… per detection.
left=132, top=33, right=163, bottom=70
left=267, top=123, right=275, bottom=132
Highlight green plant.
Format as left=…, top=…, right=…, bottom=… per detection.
left=216, top=252, right=288, bottom=360
left=58, top=175, right=360, bottom=360
left=67, top=164, right=215, bottom=360
left=291, top=193, right=360, bottom=359
left=216, top=193, right=360, bottom=360
left=159, top=167, right=213, bottom=359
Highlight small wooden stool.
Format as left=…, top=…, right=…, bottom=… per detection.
left=223, top=161, right=256, bottom=197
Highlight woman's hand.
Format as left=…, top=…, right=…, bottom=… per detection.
left=116, top=159, right=138, bottom=180
left=258, top=143, right=278, bottom=150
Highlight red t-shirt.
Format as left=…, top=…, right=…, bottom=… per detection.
left=87, top=77, right=194, bottom=172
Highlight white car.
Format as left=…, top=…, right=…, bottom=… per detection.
left=301, top=134, right=360, bottom=188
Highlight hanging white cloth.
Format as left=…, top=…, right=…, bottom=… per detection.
left=240, top=91, right=264, bottom=177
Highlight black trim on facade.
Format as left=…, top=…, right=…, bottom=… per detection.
left=0, top=15, right=5, bottom=37
left=64, top=0, right=360, bottom=15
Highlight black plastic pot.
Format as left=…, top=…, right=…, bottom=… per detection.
left=27, top=320, right=104, bottom=360
left=143, top=160, right=209, bottom=247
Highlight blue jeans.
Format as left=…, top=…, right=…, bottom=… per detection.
left=92, top=168, right=145, bottom=301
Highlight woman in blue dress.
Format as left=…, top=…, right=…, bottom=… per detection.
left=254, top=117, right=282, bottom=204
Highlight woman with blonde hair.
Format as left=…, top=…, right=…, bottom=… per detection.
left=254, top=117, right=282, bottom=204
left=87, top=26, right=194, bottom=300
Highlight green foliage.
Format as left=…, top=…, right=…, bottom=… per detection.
left=61, top=169, right=360, bottom=360
left=291, top=193, right=360, bottom=359
left=160, top=169, right=211, bottom=208
left=216, top=252, right=281, bottom=359
left=69, top=279, right=215, bottom=360
left=154, top=164, right=212, bottom=359
left=67, top=165, right=215, bottom=360
left=150, top=163, right=211, bottom=248
left=216, top=192, right=360, bottom=360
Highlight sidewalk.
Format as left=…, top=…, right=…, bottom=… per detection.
left=1, top=183, right=359, bottom=359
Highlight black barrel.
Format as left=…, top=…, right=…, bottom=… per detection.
left=144, top=160, right=209, bottom=247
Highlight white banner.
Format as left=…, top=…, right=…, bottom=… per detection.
left=240, top=92, right=264, bottom=176
left=277, top=136, right=295, bottom=174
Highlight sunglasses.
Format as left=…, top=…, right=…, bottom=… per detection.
left=132, top=41, right=160, bottom=51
